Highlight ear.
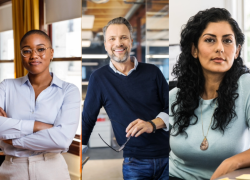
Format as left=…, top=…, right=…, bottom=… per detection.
left=50, top=48, right=54, bottom=61
left=191, top=44, right=198, bottom=58
left=234, top=44, right=241, bottom=59
left=104, top=41, right=107, bottom=51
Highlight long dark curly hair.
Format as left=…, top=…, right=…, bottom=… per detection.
left=171, top=8, right=250, bottom=136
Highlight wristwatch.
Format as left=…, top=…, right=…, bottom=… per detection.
left=148, top=120, right=156, bottom=133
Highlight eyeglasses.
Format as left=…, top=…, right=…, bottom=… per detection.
left=21, top=45, right=52, bottom=57
left=98, top=119, right=131, bottom=152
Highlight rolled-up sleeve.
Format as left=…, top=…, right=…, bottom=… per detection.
left=156, top=68, right=169, bottom=132
left=0, top=80, right=34, bottom=140
left=156, top=112, right=169, bottom=131
left=12, top=84, right=80, bottom=151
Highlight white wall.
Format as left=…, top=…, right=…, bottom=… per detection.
left=168, top=0, right=242, bottom=81
left=169, top=0, right=226, bottom=45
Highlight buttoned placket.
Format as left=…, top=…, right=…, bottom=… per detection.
left=28, top=81, right=51, bottom=119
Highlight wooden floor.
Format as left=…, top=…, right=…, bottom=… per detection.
left=82, top=159, right=123, bottom=180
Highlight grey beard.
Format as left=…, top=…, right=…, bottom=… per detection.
left=108, top=50, right=129, bottom=63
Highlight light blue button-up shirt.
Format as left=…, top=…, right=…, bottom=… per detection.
left=0, top=73, right=80, bottom=157
left=109, top=56, right=169, bottom=131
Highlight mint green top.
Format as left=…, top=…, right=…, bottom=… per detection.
left=169, top=74, right=250, bottom=180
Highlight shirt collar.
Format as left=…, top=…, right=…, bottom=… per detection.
left=109, top=56, right=138, bottom=76
left=20, top=72, right=63, bottom=89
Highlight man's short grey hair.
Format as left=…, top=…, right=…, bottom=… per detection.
left=103, top=17, right=133, bottom=41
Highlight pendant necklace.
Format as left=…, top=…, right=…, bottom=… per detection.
left=200, top=100, right=217, bottom=151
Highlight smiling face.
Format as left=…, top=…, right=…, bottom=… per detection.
left=192, top=21, right=240, bottom=75
left=104, top=24, right=133, bottom=63
left=21, top=34, right=54, bottom=75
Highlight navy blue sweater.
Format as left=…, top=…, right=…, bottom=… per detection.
left=82, top=62, right=169, bottom=159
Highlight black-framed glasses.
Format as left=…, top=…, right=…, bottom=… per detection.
left=21, top=45, right=52, bottom=57
left=98, top=119, right=131, bottom=152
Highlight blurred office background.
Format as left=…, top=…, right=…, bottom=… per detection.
left=81, top=0, right=168, bottom=179
left=0, top=0, right=82, bottom=179
left=169, top=0, right=250, bottom=88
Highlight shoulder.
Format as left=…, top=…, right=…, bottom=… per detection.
left=138, top=62, right=161, bottom=72
left=237, top=73, right=250, bottom=95
left=0, top=76, right=25, bottom=87
left=54, top=76, right=80, bottom=102
left=90, top=65, right=110, bottom=78
left=169, top=87, right=179, bottom=104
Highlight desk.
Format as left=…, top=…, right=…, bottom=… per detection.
left=216, top=168, right=250, bottom=180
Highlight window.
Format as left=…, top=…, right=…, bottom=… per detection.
left=0, top=30, right=14, bottom=82
left=244, top=0, right=250, bottom=66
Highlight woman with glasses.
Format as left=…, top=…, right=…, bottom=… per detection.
left=0, top=30, right=80, bottom=179
left=169, top=8, right=250, bottom=180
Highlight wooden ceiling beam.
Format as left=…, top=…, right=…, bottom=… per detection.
left=87, top=1, right=132, bottom=9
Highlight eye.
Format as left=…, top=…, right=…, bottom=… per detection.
left=22, top=49, right=32, bottom=54
left=110, top=37, right=115, bottom=41
left=223, top=39, right=233, bottom=44
left=122, top=36, right=127, bottom=39
left=37, top=48, right=46, bottom=52
left=205, top=38, right=215, bottom=43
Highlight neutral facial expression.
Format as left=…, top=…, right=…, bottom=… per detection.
left=104, top=24, right=133, bottom=63
left=21, top=34, right=54, bottom=75
left=192, top=21, right=240, bottom=75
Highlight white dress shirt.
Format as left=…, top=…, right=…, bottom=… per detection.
left=0, top=73, right=80, bottom=157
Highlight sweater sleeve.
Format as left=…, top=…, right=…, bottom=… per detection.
left=156, top=68, right=169, bottom=131
left=82, top=73, right=103, bottom=145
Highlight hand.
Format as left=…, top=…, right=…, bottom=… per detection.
left=210, top=158, right=238, bottom=180
left=125, top=119, right=153, bottom=137
left=33, top=121, right=53, bottom=133
left=2, top=139, right=12, bottom=145
left=0, top=107, right=7, bottom=117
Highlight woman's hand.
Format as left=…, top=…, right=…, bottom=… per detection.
left=210, top=158, right=238, bottom=180
left=2, top=139, right=12, bottom=145
left=0, top=107, right=7, bottom=117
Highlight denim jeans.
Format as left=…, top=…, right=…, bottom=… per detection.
left=122, top=157, right=169, bottom=180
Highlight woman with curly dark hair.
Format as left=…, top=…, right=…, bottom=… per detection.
left=169, top=8, right=250, bottom=180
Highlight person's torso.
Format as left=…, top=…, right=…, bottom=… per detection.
left=169, top=73, right=250, bottom=180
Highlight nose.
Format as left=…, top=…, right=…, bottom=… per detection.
left=30, top=49, right=39, bottom=59
left=215, top=41, right=224, bottom=53
left=115, top=38, right=123, bottom=47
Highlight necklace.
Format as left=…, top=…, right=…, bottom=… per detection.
left=200, top=100, right=217, bottom=151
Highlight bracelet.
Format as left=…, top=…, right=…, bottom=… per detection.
left=148, top=120, right=156, bottom=133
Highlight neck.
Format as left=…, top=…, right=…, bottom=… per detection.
left=28, top=70, right=52, bottom=87
left=202, top=71, right=225, bottom=100
left=111, top=57, right=134, bottom=76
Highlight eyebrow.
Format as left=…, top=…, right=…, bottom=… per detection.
left=108, top=35, right=128, bottom=38
left=21, top=44, right=46, bottom=48
left=202, top=33, right=234, bottom=37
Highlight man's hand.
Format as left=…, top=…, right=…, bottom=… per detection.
left=210, top=158, right=238, bottom=180
left=2, top=139, right=12, bottom=145
left=125, top=119, right=153, bottom=137
left=0, top=107, right=7, bottom=117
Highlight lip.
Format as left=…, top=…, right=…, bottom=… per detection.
left=113, top=48, right=127, bottom=53
left=211, top=57, right=225, bottom=63
left=29, top=61, right=41, bottom=66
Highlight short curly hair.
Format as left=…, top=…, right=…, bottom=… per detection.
left=20, top=30, right=52, bottom=47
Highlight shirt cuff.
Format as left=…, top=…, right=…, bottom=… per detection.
left=12, top=138, right=24, bottom=149
left=82, top=145, right=88, bottom=154
left=21, top=120, right=35, bottom=136
left=156, top=112, right=169, bottom=131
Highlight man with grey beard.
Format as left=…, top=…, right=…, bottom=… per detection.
left=82, top=17, right=169, bottom=180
